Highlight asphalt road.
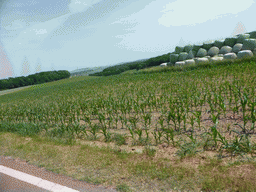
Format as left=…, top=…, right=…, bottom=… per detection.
left=0, top=156, right=117, bottom=192
left=0, top=172, right=50, bottom=192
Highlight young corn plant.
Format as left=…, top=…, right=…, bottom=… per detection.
left=189, top=113, right=196, bottom=132
left=98, top=112, right=111, bottom=142
left=107, top=114, right=114, bottom=129
left=218, top=94, right=227, bottom=118
left=182, top=110, right=187, bottom=132
left=235, top=91, right=250, bottom=134
left=176, top=105, right=184, bottom=132
left=201, top=114, right=220, bottom=151
left=128, top=125, right=135, bottom=140
left=162, top=127, right=176, bottom=147
left=248, top=99, right=256, bottom=133
left=194, top=111, right=202, bottom=131
left=238, top=133, right=256, bottom=158
left=167, top=109, right=178, bottom=131
left=152, top=125, right=164, bottom=145
left=142, top=112, right=151, bottom=142
left=88, top=123, right=99, bottom=140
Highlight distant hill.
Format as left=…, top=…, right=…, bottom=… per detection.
left=69, top=58, right=151, bottom=77
left=69, top=66, right=109, bottom=76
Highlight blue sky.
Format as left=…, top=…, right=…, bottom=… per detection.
left=0, top=0, right=256, bottom=79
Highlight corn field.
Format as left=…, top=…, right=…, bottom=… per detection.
left=1, top=57, right=256, bottom=160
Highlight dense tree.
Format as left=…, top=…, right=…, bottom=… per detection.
left=90, top=52, right=170, bottom=76
left=0, top=70, right=70, bottom=91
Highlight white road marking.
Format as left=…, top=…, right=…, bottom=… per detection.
left=0, top=165, right=80, bottom=192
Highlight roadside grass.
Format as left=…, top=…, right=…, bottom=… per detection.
left=1, top=54, right=256, bottom=191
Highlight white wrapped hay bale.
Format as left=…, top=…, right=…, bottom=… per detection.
left=175, top=61, right=186, bottom=66
left=170, top=54, right=179, bottom=64
left=208, top=46, right=219, bottom=57
left=175, top=46, right=184, bottom=54
left=237, top=34, right=250, bottom=43
left=242, top=39, right=256, bottom=51
left=187, top=50, right=196, bottom=59
left=160, top=63, right=167, bottom=67
left=185, top=59, right=195, bottom=65
left=219, top=46, right=232, bottom=54
left=184, top=44, right=194, bottom=53
left=196, top=48, right=207, bottom=57
left=178, top=52, right=188, bottom=61
left=232, top=43, right=243, bottom=53
left=202, top=40, right=215, bottom=51
left=194, top=57, right=209, bottom=64
left=223, top=53, right=237, bottom=60
left=248, top=31, right=256, bottom=39
left=253, top=48, right=256, bottom=56
left=192, top=44, right=203, bottom=55
left=224, top=37, right=238, bottom=47
left=210, top=56, right=224, bottom=63
left=237, top=50, right=253, bottom=59
left=214, top=39, right=225, bottom=49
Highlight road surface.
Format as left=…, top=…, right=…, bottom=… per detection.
left=0, top=156, right=117, bottom=192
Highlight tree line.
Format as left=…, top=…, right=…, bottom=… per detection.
left=89, top=52, right=171, bottom=76
left=0, top=70, right=70, bottom=91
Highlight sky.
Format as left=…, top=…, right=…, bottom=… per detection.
left=0, top=0, right=256, bottom=79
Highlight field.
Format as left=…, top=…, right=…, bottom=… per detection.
left=1, top=55, right=256, bottom=191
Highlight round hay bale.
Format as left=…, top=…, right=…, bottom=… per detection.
left=223, top=53, right=237, bottom=60
left=219, top=46, right=232, bottom=54
left=175, top=46, right=184, bottom=54
left=241, top=39, right=256, bottom=51
left=214, top=39, right=225, bottom=49
left=253, top=48, right=256, bottom=56
left=195, top=57, right=209, bottom=64
left=237, top=50, right=253, bottom=59
left=160, top=63, right=167, bottom=67
left=224, top=37, right=238, bottom=47
left=187, top=50, right=196, bottom=59
left=202, top=40, right=214, bottom=51
left=184, top=44, right=194, bottom=53
left=185, top=59, right=195, bottom=65
left=232, top=43, right=243, bottom=53
left=175, top=61, right=185, bottom=66
left=192, top=44, right=203, bottom=55
left=178, top=52, right=188, bottom=61
left=208, top=46, right=219, bottom=57
left=196, top=48, right=207, bottom=57
left=210, top=56, right=224, bottom=63
left=237, top=34, right=250, bottom=43
left=248, top=31, right=256, bottom=39
left=170, top=54, right=179, bottom=64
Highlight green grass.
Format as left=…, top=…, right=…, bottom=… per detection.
left=1, top=54, right=256, bottom=191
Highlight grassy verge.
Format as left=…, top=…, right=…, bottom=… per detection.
left=1, top=54, right=256, bottom=191
left=1, top=129, right=256, bottom=191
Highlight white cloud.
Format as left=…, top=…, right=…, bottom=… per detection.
left=158, top=0, right=255, bottom=27
left=33, top=29, right=47, bottom=35
left=10, top=0, right=38, bottom=7
left=4, top=21, right=24, bottom=30
left=68, top=0, right=102, bottom=13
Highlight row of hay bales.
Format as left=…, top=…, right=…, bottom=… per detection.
left=169, top=31, right=256, bottom=66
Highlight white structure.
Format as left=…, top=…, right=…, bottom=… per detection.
left=160, top=63, right=167, bottom=67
